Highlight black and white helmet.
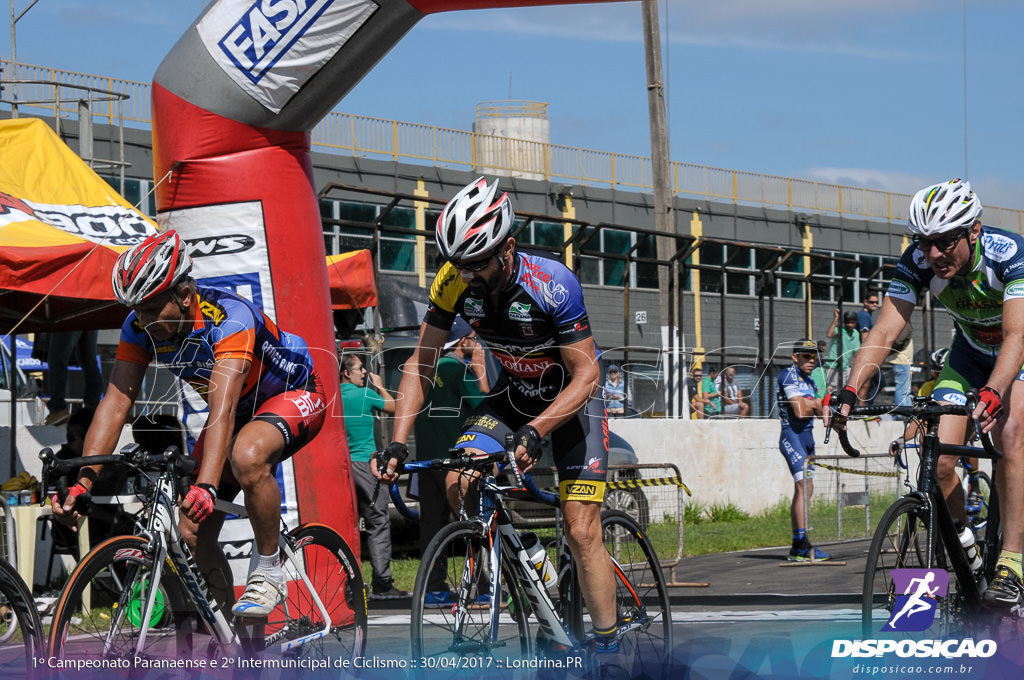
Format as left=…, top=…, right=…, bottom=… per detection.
left=908, top=179, right=982, bottom=237
left=436, top=177, right=514, bottom=262
left=930, top=347, right=949, bottom=372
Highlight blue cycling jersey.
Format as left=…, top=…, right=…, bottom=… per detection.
left=777, top=364, right=818, bottom=433
left=425, top=250, right=595, bottom=400
left=116, top=286, right=316, bottom=418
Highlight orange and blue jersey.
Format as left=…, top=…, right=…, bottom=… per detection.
left=115, top=286, right=316, bottom=420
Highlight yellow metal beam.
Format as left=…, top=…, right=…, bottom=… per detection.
left=414, top=180, right=429, bottom=288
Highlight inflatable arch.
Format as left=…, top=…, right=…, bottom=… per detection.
left=152, top=0, right=624, bottom=562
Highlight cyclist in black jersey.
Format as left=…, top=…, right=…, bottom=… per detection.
left=375, top=177, right=619, bottom=652
left=826, top=179, right=1024, bottom=610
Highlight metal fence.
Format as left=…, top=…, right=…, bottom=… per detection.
left=5, top=59, right=1020, bottom=227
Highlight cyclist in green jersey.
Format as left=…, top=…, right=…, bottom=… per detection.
left=826, top=179, right=1024, bottom=611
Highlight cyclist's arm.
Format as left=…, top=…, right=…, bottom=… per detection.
left=389, top=321, right=447, bottom=445
left=825, top=296, right=914, bottom=429
left=788, top=394, right=821, bottom=419
left=192, top=357, right=248, bottom=489
left=76, top=358, right=148, bottom=488
left=974, top=296, right=1024, bottom=428
left=526, top=337, right=600, bottom=440
left=367, top=372, right=396, bottom=415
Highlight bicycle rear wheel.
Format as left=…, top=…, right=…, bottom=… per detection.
left=268, top=523, right=366, bottom=661
left=411, top=521, right=531, bottom=665
left=862, top=496, right=962, bottom=638
left=564, top=510, right=673, bottom=669
left=48, top=535, right=199, bottom=663
left=0, top=558, right=43, bottom=678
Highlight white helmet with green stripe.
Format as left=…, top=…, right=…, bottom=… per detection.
left=908, top=178, right=982, bottom=237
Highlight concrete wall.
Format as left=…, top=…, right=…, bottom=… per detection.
left=609, top=417, right=906, bottom=516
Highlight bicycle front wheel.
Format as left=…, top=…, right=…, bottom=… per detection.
left=411, top=521, right=531, bottom=665
left=862, top=496, right=961, bottom=639
left=48, top=535, right=197, bottom=663
left=0, top=557, right=43, bottom=678
left=564, top=510, right=673, bottom=668
left=967, top=470, right=993, bottom=532
left=270, top=523, right=367, bottom=661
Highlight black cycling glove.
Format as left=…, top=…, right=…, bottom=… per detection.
left=512, top=425, right=544, bottom=462
left=378, top=441, right=409, bottom=474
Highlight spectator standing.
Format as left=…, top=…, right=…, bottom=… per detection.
left=888, top=323, right=915, bottom=406
left=827, top=310, right=861, bottom=384
left=715, top=367, right=749, bottom=417
left=810, top=340, right=830, bottom=398
left=412, top=317, right=489, bottom=605
left=858, top=295, right=879, bottom=341
left=777, top=340, right=829, bottom=561
left=702, top=366, right=722, bottom=417
left=687, top=366, right=708, bottom=419
left=603, top=364, right=628, bottom=417
left=339, top=353, right=407, bottom=600
left=45, top=330, right=103, bottom=426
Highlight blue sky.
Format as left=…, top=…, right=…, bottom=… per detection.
left=8, top=0, right=1024, bottom=208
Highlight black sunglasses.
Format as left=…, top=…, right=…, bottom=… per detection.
left=914, top=230, right=968, bottom=254
left=451, top=255, right=494, bottom=273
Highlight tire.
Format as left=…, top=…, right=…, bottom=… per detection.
left=862, top=496, right=960, bottom=639
left=48, top=535, right=198, bottom=663
left=0, top=558, right=43, bottom=678
left=273, top=523, right=367, bottom=662
left=411, top=521, right=531, bottom=666
left=604, top=486, right=650, bottom=531
left=563, top=510, right=672, bottom=670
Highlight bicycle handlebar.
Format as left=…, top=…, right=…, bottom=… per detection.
left=831, top=391, right=1003, bottom=460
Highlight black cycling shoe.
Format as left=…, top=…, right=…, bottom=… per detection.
left=982, top=566, right=1024, bottom=611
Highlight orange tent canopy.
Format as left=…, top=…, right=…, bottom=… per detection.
left=326, top=250, right=377, bottom=310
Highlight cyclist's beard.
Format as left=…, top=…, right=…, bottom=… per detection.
left=467, top=266, right=504, bottom=297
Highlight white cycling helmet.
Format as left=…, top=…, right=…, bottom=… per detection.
left=908, top=179, right=982, bottom=237
left=112, top=230, right=193, bottom=307
left=436, top=176, right=514, bottom=262
left=930, top=347, right=949, bottom=372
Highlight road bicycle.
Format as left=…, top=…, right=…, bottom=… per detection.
left=828, top=393, right=1004, bottom=638
left=392, top=438, right=672, bottom=676
left=42, top=443, right=367, bottom=666
left=0, top=552, right=44, bottom=678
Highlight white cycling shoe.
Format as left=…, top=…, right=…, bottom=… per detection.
left=231, top=569, right=287, bottom=618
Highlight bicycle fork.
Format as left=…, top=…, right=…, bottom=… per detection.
left=269, top=533, right=333, bottom=654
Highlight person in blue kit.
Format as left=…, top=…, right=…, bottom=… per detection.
left=52, top=230, right=327, bottom=617
left=778, top=339, right=829, bottom=561
left=374, top=176, right=620, bottom=652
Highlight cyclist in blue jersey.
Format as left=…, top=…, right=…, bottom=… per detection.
left=777, top=340, right=829, bottom=561
left=52, top=231, right=327, bottom=617
left=375, top=177, right=619, bottom=652
left=827, top=179, right=1024, bottom=610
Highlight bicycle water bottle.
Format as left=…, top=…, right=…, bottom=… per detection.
left=956, top=522, right=983, bottom=572
left=521, top=532, right=558, bottom=592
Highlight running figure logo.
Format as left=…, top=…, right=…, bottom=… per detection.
left=883, top=569, right=949, bottom=632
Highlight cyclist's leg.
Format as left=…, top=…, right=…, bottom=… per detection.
left=552, top=398, right=617, bottom=641
left=931, top=345, right=993, bottom=527
left=986, top=372, right=1024, bottom=605
left=779, top=428, right=812, bottom=545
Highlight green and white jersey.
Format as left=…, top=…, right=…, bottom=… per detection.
left=886, top=226, right=1024, bottom=355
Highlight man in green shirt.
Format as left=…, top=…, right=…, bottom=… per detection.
left=340, top=353, right=403, bottom=599
left=702, top=366, right=722, bottom=417
left=412, top=317, right=489, bottom=605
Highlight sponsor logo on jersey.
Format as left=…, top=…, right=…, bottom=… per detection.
left=541, top=280, right=568, bottom=306
left=520, top=323, right=535, bottom=338
left=509, top=301, right=532, bottom=322
left=463, top=298, right=485, bottom=318
left=217, top=0, right=335, bottom=84
left=455, top=433, right=477, bottom=446
left=911, top=249, right=929, bottom=269
left=888, top=280, right=913, bottom=296
left=1006, top=282, right=1024, bottom=297
left=495, top=354, right=555, bottom=377
left=199, top=300, right=227, bottom=324
left=982, top=232, right=1018, bottom=261
left=583, top=457, right=605, bottom=474
left=185, top=234, right=256, bottom=258
left=562, top=482, right=601, bottom=499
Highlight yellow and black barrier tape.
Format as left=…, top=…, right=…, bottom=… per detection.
left=545, top=476, right=692, bottom=496
left=814, top=462, right=900, bottom=478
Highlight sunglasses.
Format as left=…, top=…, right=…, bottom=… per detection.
left=796, top=353, right=817, bottom=361
left=914, top=230, right=968, bottom=254
left=451, top=255, right=494, bottom=273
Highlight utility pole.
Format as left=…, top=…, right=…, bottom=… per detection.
left=641, top=0, right=678, bottom=416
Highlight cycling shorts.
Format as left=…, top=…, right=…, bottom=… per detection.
left=930, top=333, right=1024, bottom=406
left=779, top=427, right=815, bottom=482
left=192, top=370, right=327, bottom=499
left=454, top=378, right=609, bottom=503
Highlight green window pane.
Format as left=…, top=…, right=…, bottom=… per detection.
left=579, top=256, right=601, bottom=286
left=636, top=235, right=658, bottom=289
left=533, top=222, right=564, bottom=248
left=381, top=240, right=415, bottom=272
